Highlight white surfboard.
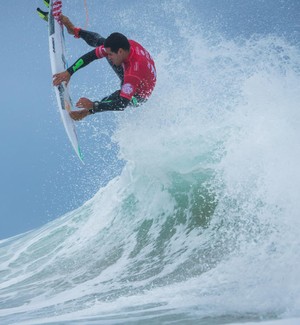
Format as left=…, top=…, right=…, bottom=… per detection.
left=48, top=0, right=83, bottom=162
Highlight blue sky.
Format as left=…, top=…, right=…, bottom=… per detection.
left=0, top=0, right=299, bottom=239
left=0, top=1, right=122, bottom=239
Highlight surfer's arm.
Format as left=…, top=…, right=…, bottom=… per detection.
left=75, top=94, right=130, bottom=113
left=90, top=89, right=133, bottom=113
left=67, top=50, right=99, bottom=76
left=76, top=29, right=105, bottom=47
left=70, top=95, right=130, bottom=121
left=89, top=95, right=130, bottom=113
left=89, top=75, right=140, bottom=113
left=53, top=50, right=98, bottom=86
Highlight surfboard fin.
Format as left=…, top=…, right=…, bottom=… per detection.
left=37, top=7, right=49, bottom=22
left=44, top=0, right=50, bottom=8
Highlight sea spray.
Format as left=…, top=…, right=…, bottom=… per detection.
left=1, top=1, right=300, bottom=324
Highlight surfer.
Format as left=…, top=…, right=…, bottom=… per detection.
left=53, top=15, right=157, bottom=121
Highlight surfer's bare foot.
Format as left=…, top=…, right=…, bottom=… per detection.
left=60, top=15, right=75, bottom=35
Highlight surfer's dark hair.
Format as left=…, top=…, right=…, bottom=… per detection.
left=104, top=33, right=130, bottom=53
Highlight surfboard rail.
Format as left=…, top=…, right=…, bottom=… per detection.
left=48, top=0, right=83, bottom=163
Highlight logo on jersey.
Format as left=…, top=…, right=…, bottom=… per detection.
left=122, top=83, right=134, bottom=95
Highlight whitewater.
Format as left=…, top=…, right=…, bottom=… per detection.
left=1, top=1, right=300, bottom=324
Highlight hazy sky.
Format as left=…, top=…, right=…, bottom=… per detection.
left=0, top=1, right=122, bottom=239
left=0, top=0, right=299, bottom=239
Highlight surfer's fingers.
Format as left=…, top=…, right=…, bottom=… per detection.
left=52, top=74, right=61, bottom=82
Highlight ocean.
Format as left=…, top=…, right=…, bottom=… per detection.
left=1, top=0, right=300, bottom=324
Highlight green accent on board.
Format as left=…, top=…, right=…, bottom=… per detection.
left=78, top=146, right=84, bottom=161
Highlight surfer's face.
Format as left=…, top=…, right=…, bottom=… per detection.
left=106, top=48, right=125, bottom=66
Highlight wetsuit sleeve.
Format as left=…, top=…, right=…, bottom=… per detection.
left=67, top=49, right=98, bottom=76
left=92, top=91, right=131, bottom=112
left=78, top=29, right=105, bottom=47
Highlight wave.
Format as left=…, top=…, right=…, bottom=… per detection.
left=1, top=1, right=300, bottom=324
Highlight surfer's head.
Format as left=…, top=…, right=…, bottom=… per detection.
left=104, top=33, right=130, bottom=66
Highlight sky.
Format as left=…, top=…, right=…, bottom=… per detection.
left=0, top=0, right=299, bottom=240
left=0, top=1, right=124, bottom=239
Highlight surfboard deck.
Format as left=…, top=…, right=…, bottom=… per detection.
left=48, top=0, right=83, bottom=162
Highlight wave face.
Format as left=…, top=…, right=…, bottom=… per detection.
left=1, top=1, right=300, bottom=324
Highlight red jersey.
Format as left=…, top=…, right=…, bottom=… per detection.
left=95, top=40, right=156, bottom=100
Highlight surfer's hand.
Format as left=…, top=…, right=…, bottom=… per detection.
left=71, top=97, right=94, bottom=120
left=69, top=108, right=90, bottom=121
left=53, top=71, right=71, bottom=86
left=76, top=97, right=93, bottom=109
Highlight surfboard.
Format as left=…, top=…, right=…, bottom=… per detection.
left=48, top=0, right=83, bottom=162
